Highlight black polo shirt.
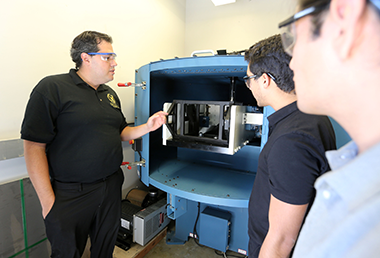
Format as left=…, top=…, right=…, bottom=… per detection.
left=248, top=101, right=336, bottom=258
left=21, top=69, right=128, bottom=183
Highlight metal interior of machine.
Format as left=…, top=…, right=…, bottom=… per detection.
left=163, top=100, right=263, bottom=155
left=148, top=66, right=262, bottom=174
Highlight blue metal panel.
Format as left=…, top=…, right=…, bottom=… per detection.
left=149, top=56, right=247, bottom=72
left=150, top=160, right=255, bottom=208
left=199, top=207, right=231, bottom=252
left=167, top=200, right=249, bottom=254
left=135, top=64, right=151, bottom=186
left=329, top=117, right=351, bottom=148
left=167, top=193, right=188, bottom=220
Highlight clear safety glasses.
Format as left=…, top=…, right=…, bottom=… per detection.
left=278, top=1, right=329, bottom=56
left=87, top=52, right=117, bottom=61
left=278, top=0, right=380, bottom=56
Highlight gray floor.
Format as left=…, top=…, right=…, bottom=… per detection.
left=143, top=222, right=247, bottom=258
left=144, top=235, right=246, bottom=258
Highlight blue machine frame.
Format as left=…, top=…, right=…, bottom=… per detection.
left=132, top=55, right=351, bottom=255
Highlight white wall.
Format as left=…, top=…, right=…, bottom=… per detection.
left=185, top=0, right=296, bottom=56
left=0, top=0, right=186, bottom=141
left=0, top=0, right=186, bottom=194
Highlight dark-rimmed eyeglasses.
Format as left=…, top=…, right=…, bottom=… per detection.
left=87, top=52, right=117, bottom=61
left=243, top=72, right=276, bottom=89
left=243, top=74, right=257, bottom=89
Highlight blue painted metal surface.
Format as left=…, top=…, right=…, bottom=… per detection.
left=134, top=55, right=256, bottom=253
left=329, top=117, right=351, bottom=148
left=135, top=64, right=151, bottom=186
left=199, top=207, right=231, bottom=252
left=169, top=200, right=249, bottom=255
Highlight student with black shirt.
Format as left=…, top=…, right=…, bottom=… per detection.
left=245, top=34, right=336, bottom=258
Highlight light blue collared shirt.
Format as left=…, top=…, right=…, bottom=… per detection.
left=293, top=141, right=380, bottom=258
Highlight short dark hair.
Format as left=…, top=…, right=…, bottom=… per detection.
left=298, top=0, right=380, bottom=38
left=70, top=31, right=113, bottom=69
left=244, top=34, right=294, bottom=93
left=299, top=0, right=330, bottom=38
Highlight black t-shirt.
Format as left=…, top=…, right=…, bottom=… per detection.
left=248, top=101, right=336, bottom=258
left=21, top=69, right=128, bottom=183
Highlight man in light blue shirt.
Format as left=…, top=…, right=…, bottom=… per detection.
left=277, top=0, right=380, bottom=257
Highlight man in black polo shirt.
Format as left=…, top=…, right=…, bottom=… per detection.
left=21, top=31, right=167, bottom=258
left=244, top=34, right=336, bottom=258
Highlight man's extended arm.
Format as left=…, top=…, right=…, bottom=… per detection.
left=259, top=195, right=308, bottom=258
left=120, top=111, right=167, bottom=141
left=24, top=140, right=55, bottom=219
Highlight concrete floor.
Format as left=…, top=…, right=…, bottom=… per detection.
left=87, top=217, right=247, bottom=258
left=112, top=222, right=247, bottom=258
left=83, top=220, right=246, bottom=258
left=144, top=235, right=232, bottom=258
left=141, top=222, right=247, bottom=258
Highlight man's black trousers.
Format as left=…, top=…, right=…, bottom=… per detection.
left=44, top=168, right=124, bottom=258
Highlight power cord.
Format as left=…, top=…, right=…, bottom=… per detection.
left=193, top=202, right=205, bottom=247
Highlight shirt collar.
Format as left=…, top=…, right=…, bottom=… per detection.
left=69, top=68, right=106, bottom=92
left=316, top=141, right=380, bottom=209
left=267, top=101, right=298, bottom=133
left=69, top=68, right=86, bottom=86
left=325, top=141, right=358, bottom=170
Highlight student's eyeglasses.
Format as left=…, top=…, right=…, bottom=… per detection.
left=87, top=52, right=117, bottom=61
left=243, top=72, right=276, bottom=89
left=278, top=1, right=329, bottom=56
left=278, top=0, right=380, bottom=56
left=243, top=74, right=257, bottom=89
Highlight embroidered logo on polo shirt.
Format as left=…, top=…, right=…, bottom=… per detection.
left=107, top=93, right=120, bottom=109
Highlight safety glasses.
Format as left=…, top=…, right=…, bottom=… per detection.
left=87, top=52, right=117, bottom=61
left=243, top=73, right=276, bottom=89
left=278, top=1, right=329, bottom=56
left=278, top=0, right=380, bottom=56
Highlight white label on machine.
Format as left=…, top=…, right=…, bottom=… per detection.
left=243, top=113, right=263, bottom=125
left=238, top=249, right=247, bottom=255
left=121, top=218, right=130, bottom=230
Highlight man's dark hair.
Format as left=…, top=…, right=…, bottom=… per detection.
left=299, top=0, right=330, bottom=38
left=244, top=34, right=294, bottom=93
left=70, top=31, right=113, bottom=69
left=299, top=0, right=380, bottom=38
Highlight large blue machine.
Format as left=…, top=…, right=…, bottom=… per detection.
left=130, top=55, right=350, bottom=255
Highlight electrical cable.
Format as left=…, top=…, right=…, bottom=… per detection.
left=137, top=150, right=142, bottom=160
left=193, top=202, right=206, bottom=247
